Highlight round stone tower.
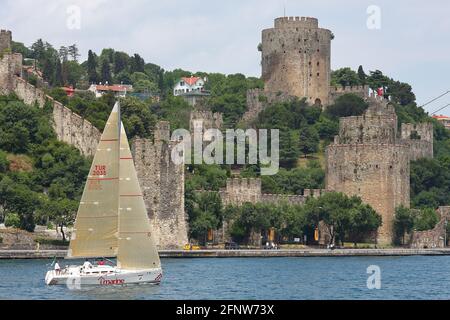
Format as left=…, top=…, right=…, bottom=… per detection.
left=261, top=17, right=333, bottom=106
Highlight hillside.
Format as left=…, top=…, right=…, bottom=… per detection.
left=2, top=38, right=449, bottom=245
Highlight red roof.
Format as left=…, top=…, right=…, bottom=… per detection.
left=95, top=85, right=129, bottom=92
left=433, top=115, right=450, bottom=120
left=181, top=76, right=201, bottom=86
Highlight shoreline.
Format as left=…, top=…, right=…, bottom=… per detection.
left=2, top=248, right=450, bottom=259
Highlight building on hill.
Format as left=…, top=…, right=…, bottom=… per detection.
left=174, top=76, right=206, bottom=95
left=433, top=115, right=450, bottom=130
left=173, top=76, right=210, bottom=107
left=88, top=83, right=133, bottom=98
left=325, top=95, right=434, bottom=245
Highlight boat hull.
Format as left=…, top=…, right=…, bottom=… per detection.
left=45, top=265, right=163, bottom=287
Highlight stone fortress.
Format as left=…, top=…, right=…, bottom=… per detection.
left=0, top=30, right=188, bottom=249
left=326, top=96, right=433, bottom=244
left=0, top=15, right=444, bottom=247
left=242, top=17, right=369, bottom=124
left=238, top=17, right=436, bottom=246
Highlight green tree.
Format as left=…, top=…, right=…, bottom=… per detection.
left=4, top=212, right=21, bottom=229
left=414, top=208, right=439, bottom=232
left=393, top=206, right=414, bottom=245
left=87, top=50, right=98, bottom=84
left=100, top=59, right=112, bottom=84
left=298, top=126, right=319, bottom=157
left=326, top=94, right=369, bottom=118
left=331, top=67, right=361, bottom=87
left=357, top=65, right=366, bottom=85
left=0, top=150, right=9, bottom=173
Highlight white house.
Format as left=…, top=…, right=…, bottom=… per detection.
left=173, top=76, right=207, bottom=96
left=88, top=84, right=133, bottom=98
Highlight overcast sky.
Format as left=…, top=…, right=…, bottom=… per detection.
left=1, top=0, right=449, bottom=115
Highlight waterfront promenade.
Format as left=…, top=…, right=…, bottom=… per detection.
left=2, top=248, right=450, bottom=259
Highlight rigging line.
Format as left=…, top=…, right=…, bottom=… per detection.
left=420, top=90, right=450, bottom=108
left=431, top=103, right=450, bottom=115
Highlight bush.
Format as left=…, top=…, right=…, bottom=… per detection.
left=35, top=237, right=69, bottom=247
left=4, top=213, right=21, bottom=229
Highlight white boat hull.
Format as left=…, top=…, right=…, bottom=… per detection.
left=45, top=265, right=163, bottom=287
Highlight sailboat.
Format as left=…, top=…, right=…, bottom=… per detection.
left=45, top=102, right=162, bottom=286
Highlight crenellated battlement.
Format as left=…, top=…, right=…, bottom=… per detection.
left=226, top=178, right=262, bottom=193
left=401, top=122, right=434, bottom=143
left=328, top=85, right=370, bottom=104
left=274, top=16, right=319, bottom=29
left=330, top=85, right=369, bottom=94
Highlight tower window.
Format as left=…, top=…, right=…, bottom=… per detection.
left=317, top=73, right=320, bottom=76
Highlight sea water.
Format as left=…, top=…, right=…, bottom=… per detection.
left=1, top=256, right=450, bottom=300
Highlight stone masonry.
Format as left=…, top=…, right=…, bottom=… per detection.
left=243, top=18, right=370, bottom=125
left=189, top=110, right=223, bottom=132
left=261, top=17, right=333, bottom=106
left=0, top=31, right=188, bottom=249
left=0, top=30, right=12, bottom=53
left=132, top=122, right=189, bottom=249
left=410, top=207, right=450, bottom=249
left=326, top=95, right=433, bottom=245
left=210, top=178, right=326, bottom=244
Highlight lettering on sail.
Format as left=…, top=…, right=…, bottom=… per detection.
left=92, top=165, right=107, bottom=176
left=88, top=165, right=108, bottom=190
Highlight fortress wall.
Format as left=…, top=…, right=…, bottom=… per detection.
left=190, top=110, right=223, bottom=131
left=400, top=122, right=434, bottom=160
left=132, top=128, right=188, bottom=249
left=328, top=85, right=370, bottom=105
left=242, top=88, right=293, bottom=124
left=326, top=143, right=410, bottom=245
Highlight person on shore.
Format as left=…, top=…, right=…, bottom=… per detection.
left=54, top=261, right=61, bottom=275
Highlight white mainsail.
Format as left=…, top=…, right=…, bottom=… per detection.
left=68, top=102, right=160, bottom=271
left=117, top=123, right=161, bottom=270
left=68, top=104, right=120, bottom=258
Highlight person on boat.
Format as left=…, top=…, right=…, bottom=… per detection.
left=83, top=259, right=93, bottom=270
left=54, top=261, right=61, bottom=275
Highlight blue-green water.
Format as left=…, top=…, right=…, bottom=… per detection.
left=1, top=256, right=450, bottom=300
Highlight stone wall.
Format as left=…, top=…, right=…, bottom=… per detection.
left=328, top=85, right=370, bottom=105
left=261, top=17, right=332, bottom=106
left=400, top=122, right=434, bottom=160
left=51, top=98, right=101, bottom=156
left=132, top=124, right=188, bottom=249
left=0, top=35, right=188, bottom=248
left=242, top=88, right=293, bottom=125
left=15, top=77, right=46, bottom=107
left=326, top=97, right=412, bottom=245
left=190, top=110, right=223, bottom=132
left=411, top=207, right=450, bottom=249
